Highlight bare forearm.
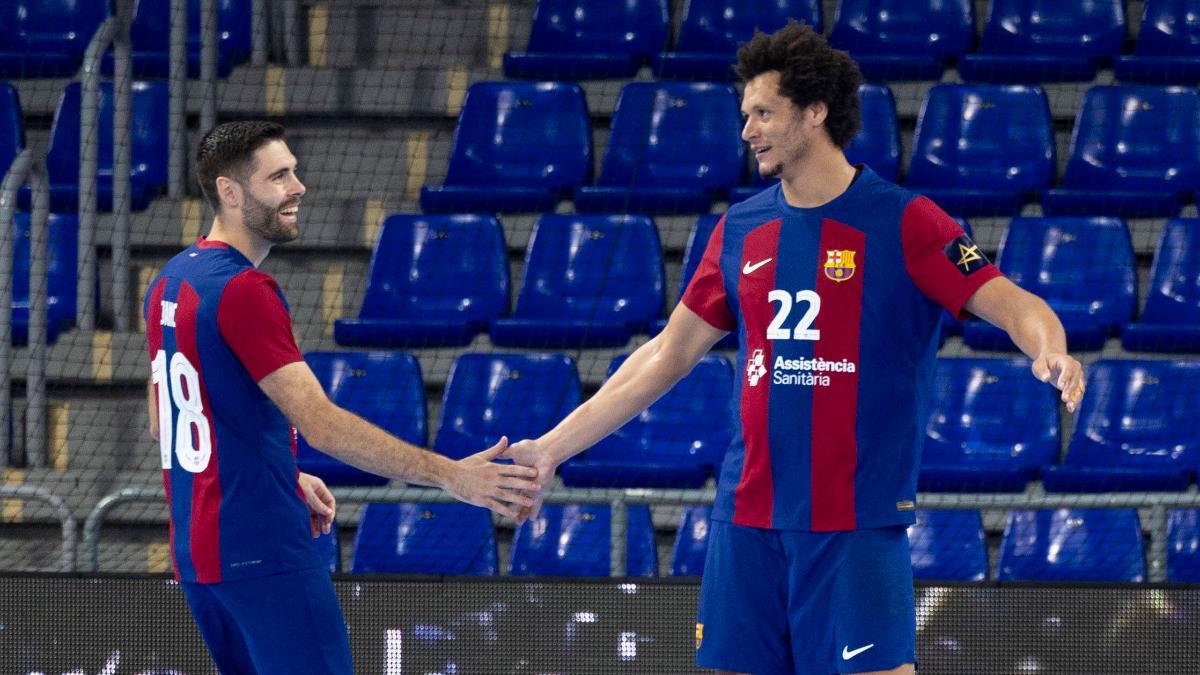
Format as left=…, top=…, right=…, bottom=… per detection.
left=542, top=336, right=690, bottom=463
left=304, top=404, right=453, bottom=488
left=1003, top=294, right=1068, bottom=359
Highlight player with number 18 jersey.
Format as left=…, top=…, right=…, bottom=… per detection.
left=145, top=236, right=321, bottom=584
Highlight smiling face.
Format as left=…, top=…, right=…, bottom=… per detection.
left=237, top=139, right=305, bottom=243
left=740, top=71, right=822, bottom=181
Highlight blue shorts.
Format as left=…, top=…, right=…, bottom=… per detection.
left=181, top=566, right=352, bottom=674
left=696, top=521, right=916, bottom=674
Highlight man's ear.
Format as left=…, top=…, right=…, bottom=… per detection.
left=215, top=175, right=243, bottom=211
left=807, top=101, right=829, bottom=127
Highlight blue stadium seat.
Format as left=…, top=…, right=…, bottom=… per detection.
left=31, top=81, right=169, bottom=213
left=731, top=83, right=898, bottom=203
left=653, top=0, right=822, bottom=81
left=908, top=510, right=988, bottom=581
left=0, top=83, right=23, bottom=178
left=0, top=1, right=107, bottom=78
left=1041, top=86, right=1200, bottom=218
left=12, top=213, right=79, bottom=346
left=105, top=0, right=251, bottom=78
left=906, top=84, right=1054, bottom=217
left=351, top=503, right=497, bottom=575
left=560, top=354, right=734, bottom=488
left=1042, top=360, right=1200, bottom=493
left=1115, top=0, right=1200, bottom=84
left=489, top=215, right=664, bottom=348
left=315, top=521, right=340, bottom=573
left=574, top=82, right=743, bottom=214
left=509, top=504, right=657, bottom=577
left=334, top=214, right=509, bottom=348
left=298, top=352, right=426, bottom=486
left=1168, top=509, right=1200, bottom=583
left=997, top=508, right=1146, bottom=582
left=503, top=0, right=669, bottom=79
left=420, top=82, right=592, bottom=213
left=847, top=83, right=901, bottom=184
left=920, top=358, right=1060, bottom=493
left=959, top=0, right=1126, bottom=83
left=962, top=217, right=1136, bottom=352
left=433, top=353, right=581, bottom=461
left=1122, top=219, right=1200, bottom=352
left=670, top=505, right=712, bottom=577
left=828, top=0, right=974, bottom=81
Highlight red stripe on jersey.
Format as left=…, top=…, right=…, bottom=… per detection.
left=680, top=215, right=737, bottom=331
left=733, top=218, right=782, bottom=528
left=174, top=282, right=223, bottom=583
left=145, top=279, right=180, bottom=577
left=809, top=219, right=866, bottom=531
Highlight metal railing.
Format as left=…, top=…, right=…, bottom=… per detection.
left=82, top=487, right=1200, bottom=581
left=79, top=4, right=133, bottom=333
left=0, top=149, right=50, bottom=467
left=0, top=485, right=78, bottom=572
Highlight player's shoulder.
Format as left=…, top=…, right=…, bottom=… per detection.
left=855, top=168, right=924, bottom=216
left=724, top=182, right=782, bottom=229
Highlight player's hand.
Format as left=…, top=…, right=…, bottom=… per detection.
left=446, top=437, right=540, bottom=520
left=1032, top=352, right=1086, bottom=414
left=501, top=438, right=559, bottom=524
left=298, top=472, right=336, bottom=537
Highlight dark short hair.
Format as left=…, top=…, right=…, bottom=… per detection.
left=195, top=120, right=287, bottom=211
left=735, top=21, right=863, bottom=149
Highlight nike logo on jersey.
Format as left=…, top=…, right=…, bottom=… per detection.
left=742, top=258, right=773, bottom=275
left=842, top=643, right=875, bottom=660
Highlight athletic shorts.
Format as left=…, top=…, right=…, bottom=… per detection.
left=180, top=565, right=352, bottom=674
left=695, top=521, right=916, bottom=674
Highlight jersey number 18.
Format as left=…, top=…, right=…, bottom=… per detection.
left=151, top=349, right=213, bottom=473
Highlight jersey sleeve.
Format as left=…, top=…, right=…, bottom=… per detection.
left=680, top=215, right=737, bottom=331
left=900, top=195, right=1003, bottom=319
left=217, top=269, right=304, bottom=382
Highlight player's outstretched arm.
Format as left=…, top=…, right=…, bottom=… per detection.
left=259, top=362, right=539, bottom=519
left=505, top=304, right=728, bottom=520
left=964, top=277, right=1086, bottom=413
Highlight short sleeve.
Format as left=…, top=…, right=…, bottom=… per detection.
left=680, top=215, right=737, bottom=331
left=901, top=196, right=1003, bottom=319
left=217, top=269, right=304, bottom=382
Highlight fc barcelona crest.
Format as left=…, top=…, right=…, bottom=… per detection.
left=824, top=249, right=856, bottom=282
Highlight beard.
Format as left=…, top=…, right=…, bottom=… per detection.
left=759, top=160, right=784, bottom=179
left=242, top=189, right=299, bottom=244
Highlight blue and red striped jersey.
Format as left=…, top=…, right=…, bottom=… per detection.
left=143, top=237, right=320, bottom=583
left=682, top=168, right=1002, bottom=531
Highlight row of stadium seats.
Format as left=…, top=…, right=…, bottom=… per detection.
left=3, top=78, right=1196, bottom=220
left=507, top=0, right=1200, bottom=84
left=423, top=80, right=1200, bottom=218
left=321, top=504, right=1200, bottom=583
left=0, top=0, right=251, bottom=79
left=335, top=213, right=1200, bottom=353
left=298, top=351, right=1200, bottom=494
left=0, top=81, right=167, bottom=213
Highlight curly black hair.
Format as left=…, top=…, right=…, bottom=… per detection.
left=195, top=120, right=287, bottom=211
left=735, top=21, right=863, bottom=149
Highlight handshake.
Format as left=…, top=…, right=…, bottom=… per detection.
left=444, top=437, right=556, bottom=523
